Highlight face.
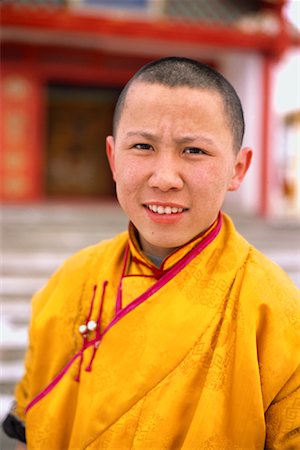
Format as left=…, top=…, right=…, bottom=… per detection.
left=107, top=81, right=252, bottom=258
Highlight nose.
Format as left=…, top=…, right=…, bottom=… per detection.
left=148, top=153, right=184, bottom=191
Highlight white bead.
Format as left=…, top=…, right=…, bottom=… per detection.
left=87, top=320, right=97, bottom=331
left=79, top=324, right=87, bottom=334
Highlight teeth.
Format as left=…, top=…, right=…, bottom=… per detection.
left=147, top=205, right=184, bottom=214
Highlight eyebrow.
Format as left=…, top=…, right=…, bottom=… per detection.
left=125, top=131, right=157, bottom=141
left=125, top=131, right=216, bottom=146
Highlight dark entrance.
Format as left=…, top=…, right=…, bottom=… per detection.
left=45, top=84, right=121, bottom=198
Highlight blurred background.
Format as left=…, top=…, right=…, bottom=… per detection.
left=0, top=0, right=299, bottom=448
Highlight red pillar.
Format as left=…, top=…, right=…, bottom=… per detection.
left=0, top=67, right=44, bottom=202
left=259, top=0, right=291, bottom=217
left=260, top=55, right=274, bottom=217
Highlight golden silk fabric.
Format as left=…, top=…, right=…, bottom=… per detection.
left=15, top=213, right=300, bottom=449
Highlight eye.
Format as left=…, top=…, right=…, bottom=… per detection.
left=184, top=147, right=205, bottom=155
left=133, top=143, right=153, bottom=151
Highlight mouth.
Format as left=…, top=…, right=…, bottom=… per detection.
left=143, top=204, right=188, bottom=215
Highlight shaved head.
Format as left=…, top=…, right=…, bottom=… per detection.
left=113, top=57, right=245, bottom=151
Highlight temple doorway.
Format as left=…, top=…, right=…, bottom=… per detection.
left=45, top=84, right=120, bottom=198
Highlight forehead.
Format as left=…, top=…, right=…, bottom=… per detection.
left=118, top=82, right=231, bottom=139
left=124, top=81, right=223, bottom=109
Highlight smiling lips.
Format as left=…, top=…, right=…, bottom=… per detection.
left=145, top=204, right=187, bottom=215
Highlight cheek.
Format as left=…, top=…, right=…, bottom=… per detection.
left=190, top=163, right=232, bottom=197
left=115, top=159, right=143, bottom=193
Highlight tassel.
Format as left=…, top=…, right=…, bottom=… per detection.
left=85, top=280, right=108, bottom=372
left=74, top=351, right=84, bottom=382
left=74, top=284, right=98, bottom=382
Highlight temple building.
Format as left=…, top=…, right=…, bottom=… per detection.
left=1, top=0, right=299, bottom=216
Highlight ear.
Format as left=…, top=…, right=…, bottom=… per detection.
left=106, top=135, right=116, bottom=182
left=228, top=147, right=253, bottom=192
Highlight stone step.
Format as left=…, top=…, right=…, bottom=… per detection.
left=0, top=394, right=14, bottom=422
left=0, top=320, right=28, bottom=351
left=0, top=361, right=24, bottom=384
left=1, top=202, right=126, bottom=222
left=2, top=231, right=114, bottom=251
left=1, top=301, right=31, bottom=319
left=1, top=276, right=47, bottom=298
left=0, top=349, right=25, bottom=363
left=3, top=252, right=68, bottom=276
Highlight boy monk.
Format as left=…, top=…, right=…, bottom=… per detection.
left=3, top=57, right=300, bottom=449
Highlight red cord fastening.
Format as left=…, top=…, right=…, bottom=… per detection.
left=74, top=282, right=108, bottom=381
left=85, top=280, right=108, bottom=372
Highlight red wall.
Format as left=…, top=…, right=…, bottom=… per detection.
left=0, top=65, right=44, bottom=201
left=0, top=44, right=151, bottom=201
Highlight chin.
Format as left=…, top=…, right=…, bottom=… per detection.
left=149, top=238, right=183, bottom=251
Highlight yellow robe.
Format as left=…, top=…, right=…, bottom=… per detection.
left=14, top=213, right=300, bottom=449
